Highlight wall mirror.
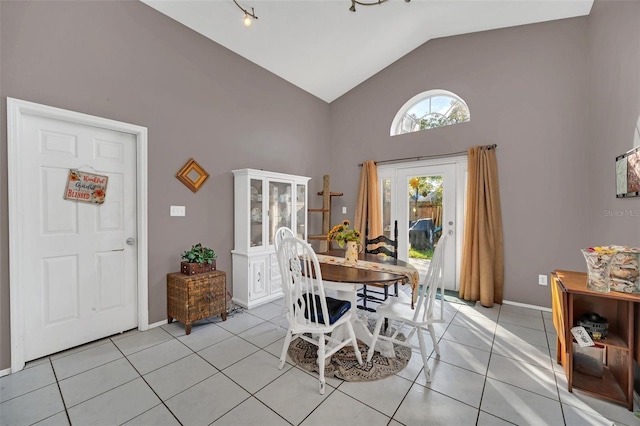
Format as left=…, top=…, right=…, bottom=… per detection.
left=176, top=158, right=209, bottom=192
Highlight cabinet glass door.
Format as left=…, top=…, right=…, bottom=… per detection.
left=250, top=179, right=263, bottom=247
left=268, top=180, right=293, bottom=245
left=296, top=184, right=306, bottom=239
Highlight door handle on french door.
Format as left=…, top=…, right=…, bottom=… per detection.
left=126, top=238, right=136, bottom=245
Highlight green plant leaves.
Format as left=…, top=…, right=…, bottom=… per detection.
left=181, top=243, right=217, bottom=264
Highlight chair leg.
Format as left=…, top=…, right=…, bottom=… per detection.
left=394, top=282, right=399, bottom=297
left=366, top=317, right=385, bottom=362
left=275, top=303, right=287, bottom=330
left=417, top=328, right=431, bottom=383
left=279, top=329, right=293, bottom=369
left=383, top=285, right=389, bottom=332
left=428, top=324, right=440, bottom=357
left=362, top=286, right=367, bottom=310
left=346, top=321, right=363, bottom=365
left=317, top=334, right=326, bottom=395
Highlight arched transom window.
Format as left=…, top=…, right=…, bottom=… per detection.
left=390, top=90, right=470, bottom=136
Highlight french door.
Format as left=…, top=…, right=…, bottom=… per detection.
left=378, top=157, right=466, bottom=291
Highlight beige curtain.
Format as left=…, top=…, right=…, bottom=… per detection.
left=459, top=146, right=504, bottom=306
left=354, top=161, right=382, bottom=243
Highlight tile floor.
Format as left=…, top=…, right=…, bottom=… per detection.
left=1, top=296, right=639, bottom=426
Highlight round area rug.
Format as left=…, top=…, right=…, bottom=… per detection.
left=287, top=322, right=412, bottom=382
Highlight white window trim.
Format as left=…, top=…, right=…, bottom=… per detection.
left=390, top=89, right=470, bottom=136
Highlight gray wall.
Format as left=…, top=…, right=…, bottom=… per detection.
left=328, top=17, right=591, bottom=307
left=0, top=1, right=330, bottom=370
left=586, top=0, right=640, bottom=245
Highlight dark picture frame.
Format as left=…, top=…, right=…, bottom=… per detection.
left=616, top=146, right=640, bottom=198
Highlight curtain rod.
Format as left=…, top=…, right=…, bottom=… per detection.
left=357, top=144, right=497, bottom=167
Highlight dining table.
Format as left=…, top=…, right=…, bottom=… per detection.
left=316, top=250, right=420, bottom=358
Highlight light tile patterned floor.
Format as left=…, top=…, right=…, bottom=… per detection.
left=1, top=296, right=638, bottom=425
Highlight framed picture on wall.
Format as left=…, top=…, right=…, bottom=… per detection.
left=616, top=146, right=640, bottom=198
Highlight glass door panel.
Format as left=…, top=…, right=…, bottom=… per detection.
left=397, top=164, right=457, bottom=290
left=296, top=184, right=306, bottom=239
left=268, top=180, right=292, bottom=245
left=381, top=177, right=392, bottom=238
left=250, top=179, right=263, bottom=248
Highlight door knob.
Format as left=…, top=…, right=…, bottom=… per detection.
left=126, top=238, right=136, bottom=245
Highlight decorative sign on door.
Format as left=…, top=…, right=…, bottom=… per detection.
left=64, top=169, right=109, bottom=204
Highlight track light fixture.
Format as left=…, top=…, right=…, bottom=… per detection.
left=349, top=0, right=411, bottom=13
left=233, top=0, right=258, bottom=27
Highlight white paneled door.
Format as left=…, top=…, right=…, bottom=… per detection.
left=17, top=113, right=138, bottom=362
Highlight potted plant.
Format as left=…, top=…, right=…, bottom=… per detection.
left=180, top=243, right=217, bottom=275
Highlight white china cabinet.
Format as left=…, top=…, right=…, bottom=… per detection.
left=231, top=169, right=310, bottom=309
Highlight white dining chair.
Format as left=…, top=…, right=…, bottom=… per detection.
left=277, top=236, right=363, bottom=394
left=274, top=227, right=295, bottom=329
left=366, top=235, right=448, bottom=383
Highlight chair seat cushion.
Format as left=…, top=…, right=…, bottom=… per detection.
left=299, top=295, right=351, bottom=325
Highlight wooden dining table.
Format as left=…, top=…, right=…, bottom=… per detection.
left=319, top=250, right=411, bottom=287
left=316, top=250, right=416, bottom=358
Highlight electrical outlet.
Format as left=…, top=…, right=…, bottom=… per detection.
left=538, top=274, right=548, bottom=286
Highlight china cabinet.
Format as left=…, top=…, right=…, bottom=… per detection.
left=232, top=169, right=310, bottom=309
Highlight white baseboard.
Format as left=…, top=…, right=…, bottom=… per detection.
left=1, top=367, right=12, bottom=377
left=148, top=319, right=168, bottom=329
left=502, top=299, right=552, bottom=313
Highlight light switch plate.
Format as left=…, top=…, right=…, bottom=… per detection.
left=342, top=207, right=347, bottom=214
left=538, top=274, right=548, bottom=286
left=170, top=205, right=186, bottom=216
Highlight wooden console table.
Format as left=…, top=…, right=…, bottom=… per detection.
left=551, top=270, right=640, bottom=410
left=167, top=270, right=227, bottom=335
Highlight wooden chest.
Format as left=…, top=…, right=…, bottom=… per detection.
left=167, top=270, right=227, bottom=335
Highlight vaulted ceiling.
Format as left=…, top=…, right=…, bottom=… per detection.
left=142, top=0, right=594, bottom=103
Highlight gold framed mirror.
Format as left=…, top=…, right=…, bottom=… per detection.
left=176, top=158, right=209, bottom=193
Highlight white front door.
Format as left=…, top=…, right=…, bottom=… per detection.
left=379, top=158, right=467, bottom=291
left=17, top=113, right=138, bottom=362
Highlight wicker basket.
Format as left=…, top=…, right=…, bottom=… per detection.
left=181, top=261, right=216, bottom=275
left=167, top=270, right=227, bottom=334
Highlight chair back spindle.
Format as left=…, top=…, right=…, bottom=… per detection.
left=274, top=227, right=295, bottom=252
left=413, top=235, right=447, bottom=324
left=278, top=237, right=330, bottom=329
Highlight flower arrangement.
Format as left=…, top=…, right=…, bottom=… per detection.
left=327, top=220, right=361, bottom=248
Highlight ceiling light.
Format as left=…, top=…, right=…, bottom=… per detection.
left=349, top=0, right=410, bottom=13
left=233, top=0, right=257, bottom=26
left=243, top=13, right=252, bottom=27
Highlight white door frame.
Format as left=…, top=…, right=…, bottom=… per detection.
left=378, top=156, right=467, bottom=290
left=7, top=97, right=149, bottom=373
